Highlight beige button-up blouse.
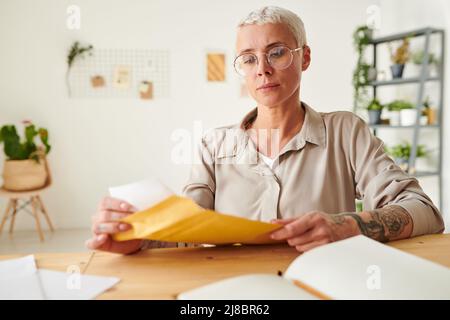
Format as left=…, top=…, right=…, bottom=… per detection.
left=182, top=102, right=444, bottom=237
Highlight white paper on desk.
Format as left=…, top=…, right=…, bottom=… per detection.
left=38, top=269, right=120, bottom=300
left=0, top=255, right=45, bottom=300
left=109, top=178, right=174, bottom=210
left=0, top=255, right=120, bottom=300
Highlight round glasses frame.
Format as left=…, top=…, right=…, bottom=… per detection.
left=233, top=45, right=305, bottom=77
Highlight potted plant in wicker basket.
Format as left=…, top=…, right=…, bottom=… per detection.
left=0, top=121, right=51, bottom=191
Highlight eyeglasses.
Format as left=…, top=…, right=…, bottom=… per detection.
left=233, top=45, right=305, bottom=77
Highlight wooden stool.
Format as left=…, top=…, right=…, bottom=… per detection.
left=0, top=158, right=54, bottom=241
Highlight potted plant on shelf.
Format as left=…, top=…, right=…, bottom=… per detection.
left=386, top=100, right=402, bottom=126
left=385, top=142, right=427, bottom=172
left=422, top=96, right=437, bottom=125
left=388, top=38, right=410, bottom=79
left=366, top=98, right=384, bottom=125
left=399, top=101, right=416, bottom=126
left=386, top=100, right=416, bottom=126
left=386, top=100, right=414, bottom=126
left=411, top=50, right=439, bottom=77
left=0, top=121, right=51, bottom=191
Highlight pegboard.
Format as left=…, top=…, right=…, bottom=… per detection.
left=68, top=48, right=170, bottom=99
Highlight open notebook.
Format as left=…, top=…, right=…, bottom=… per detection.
left=178, top=235, right=450, bottom=300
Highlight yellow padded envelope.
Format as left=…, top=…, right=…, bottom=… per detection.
left=112, top=195, right=283, bottom=245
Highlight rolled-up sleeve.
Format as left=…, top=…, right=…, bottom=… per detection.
left=349, top=116, right=444, bottom=237
left=182, top=136, right=216, bottom=210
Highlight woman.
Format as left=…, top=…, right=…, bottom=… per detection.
left=86, top=6, right=444, bottom=255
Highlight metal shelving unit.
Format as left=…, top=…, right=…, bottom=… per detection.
left=358, top=27, right=445, bottom=209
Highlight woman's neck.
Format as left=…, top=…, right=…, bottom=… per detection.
left=249, top=95, right=305, bottom=158
left=253, top=102, right=303, bottom=134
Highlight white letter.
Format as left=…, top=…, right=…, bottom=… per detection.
left=171, top=129, right=191, bottom=164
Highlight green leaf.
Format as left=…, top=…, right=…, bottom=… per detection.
left=366, top=99, right=383, bottom=111
left=25, top=124, right=38, bottom=143
left=386, top=141, right=427, bottom=160
left=67, top=41, right=93, bottom=69
left=38, top=128, right=51, bottom=154
left=0, top=124, right=51, bottom=160
left=387, top=100, right=414, bottom=111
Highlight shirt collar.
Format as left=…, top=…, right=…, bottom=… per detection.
left=238, top=101, right=326, bottom=153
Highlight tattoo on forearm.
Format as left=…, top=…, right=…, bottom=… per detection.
left=338, top=205, right=412, bottom=242
left=341, top=211, right=388, bottom=242
left=331, top=215, right=346, bottom=225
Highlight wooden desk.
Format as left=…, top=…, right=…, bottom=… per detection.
left=89, top=244, right=298, bottom=299
left=88, top=234, right=450, bottom=299
left=0, top=252, right=93, bottom=272
left=1, top=234, right=449, bottom=299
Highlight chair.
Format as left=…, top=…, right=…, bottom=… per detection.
left=0, top=157, right=54, bottom=241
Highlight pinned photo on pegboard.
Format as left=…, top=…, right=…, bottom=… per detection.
left=139, top=81, right=153, bottom=100
left=90, top=75, right=105, bottom=88
left=113, top=65, right=132, bottom=89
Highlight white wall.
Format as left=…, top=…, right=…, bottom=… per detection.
left=2, top=0, right=447, bottom=231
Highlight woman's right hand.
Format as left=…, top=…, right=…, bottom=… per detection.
left=85, top=197, right=143, bottom=255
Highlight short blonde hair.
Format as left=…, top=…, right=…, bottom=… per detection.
left=238, top=6, right=307, bottom=47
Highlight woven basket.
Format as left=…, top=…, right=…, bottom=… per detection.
left=2, top=159, right=47, bottom=191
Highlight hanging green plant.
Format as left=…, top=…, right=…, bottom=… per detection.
left=352, top=25, right=373, bottom=109
left=66, top=41, right=94, bottom=96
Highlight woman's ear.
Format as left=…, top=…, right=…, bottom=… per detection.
left=301, top=45, right=311, bottom=71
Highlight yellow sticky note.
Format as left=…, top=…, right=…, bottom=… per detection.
left=112, top=195, right=282, bottom=245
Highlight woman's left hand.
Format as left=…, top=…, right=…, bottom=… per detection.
left=270, top=211, right=360, bottom=252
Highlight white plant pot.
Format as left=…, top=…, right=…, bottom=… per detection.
left=389, top=111, right=401, bottom=126
left=400, top=109, right=418, bottom=126
left=415, top=157, right=429, bottom=171
left=420, top=115, right=428, bottom=125
left=410, top=63, right=433, bottom=78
